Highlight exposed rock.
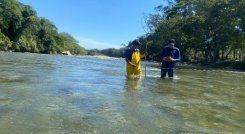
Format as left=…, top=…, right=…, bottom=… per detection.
left=61, top=51, right=72, bottom=56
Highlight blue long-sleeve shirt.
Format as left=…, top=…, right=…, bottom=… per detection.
left=160, top=46, right=181, bottom=68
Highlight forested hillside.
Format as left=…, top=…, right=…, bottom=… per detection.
left=0, top=0, right=86, bottom=55
left=140, top=0, right=244, bottom=62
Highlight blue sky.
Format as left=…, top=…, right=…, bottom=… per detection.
left=19, top=0, right=166, bottom=50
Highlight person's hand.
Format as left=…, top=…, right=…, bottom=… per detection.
left=163, top=56, right=175, bottom=61
left=131, top=64, right=136, bottom=67
left=141, top=52, right=148, bottom=59
left=130, top=63, right=136, bottom=67
left=168, top=57, right=175, bottom=61
left=163, top=57, right=170, bottom=61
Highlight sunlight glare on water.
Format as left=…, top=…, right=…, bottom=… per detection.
left=0, top=52, right=244, bottom=133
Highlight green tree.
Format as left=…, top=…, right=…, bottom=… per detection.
left=101, top=48, right=125, bottom=57
left=0, top=0, right=86, bottom=55
left=141, top=0, right=244, bottom=62
left=0, top=32, right=12, bottom=51
left=0, top=0, right=23, bottom=41
left=57, top=32, right=86, bottom=55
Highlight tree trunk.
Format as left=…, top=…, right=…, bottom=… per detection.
left=221, top=47, right=224, bottom=60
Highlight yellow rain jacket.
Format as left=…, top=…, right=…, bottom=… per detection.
left=126, top=51, right=142, bottom=77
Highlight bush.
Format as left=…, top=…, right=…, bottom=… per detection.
left=0, top=32, right=12, bottom=51
left=215, top=61, right=245, bottom=71
left=233, top=61, right=245, bottom=70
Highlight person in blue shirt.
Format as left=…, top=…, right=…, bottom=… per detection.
left=160, top=39, right=181, bottom=79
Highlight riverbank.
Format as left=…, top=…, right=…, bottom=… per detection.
left=1, top=51, right=244, bottom=72
left=146, top=61, right=245, bottom=72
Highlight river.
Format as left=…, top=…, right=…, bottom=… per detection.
left=0, top=52, right=244, bottom=134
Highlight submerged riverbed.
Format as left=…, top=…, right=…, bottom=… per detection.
left=0, top=52, right=244, bottom=133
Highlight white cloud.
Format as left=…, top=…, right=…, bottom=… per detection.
left=75, top=36, right=121, bottom=50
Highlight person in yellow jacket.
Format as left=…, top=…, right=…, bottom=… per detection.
left=125, top=40, right=147, bottom=78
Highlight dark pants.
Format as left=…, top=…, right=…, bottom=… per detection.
left=161, top=68, right=174, bottom=78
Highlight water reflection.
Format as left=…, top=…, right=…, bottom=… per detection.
left=124, top=77, right=142, bottom=91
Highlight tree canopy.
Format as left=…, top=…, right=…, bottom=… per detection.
left=0, top=0, right=86, bottom=55
left=140, top=0, right=244, bottom=63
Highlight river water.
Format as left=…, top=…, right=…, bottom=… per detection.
left=0, top=52, right=244, bottom=134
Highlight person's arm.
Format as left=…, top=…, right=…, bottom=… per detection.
left=161, top=48, right=169, bottom=61
left=140, top=52, right=148, bottom=59
left=125, top=49, right=136, bottom=67
left=172, top=48, right=181, bottom=62
left=125, top=58, right=136, bottom=67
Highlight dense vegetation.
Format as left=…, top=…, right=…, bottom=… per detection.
left=0, top=0, right=86, bottom=55
left=140, top=0, right=244, bottom=62
left=100, top=0, right=245, bottom=70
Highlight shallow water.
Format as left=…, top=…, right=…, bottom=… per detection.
left=0, top=52, right=244, bottom=134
